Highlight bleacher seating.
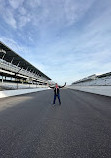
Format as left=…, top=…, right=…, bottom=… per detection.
left=72, top=74, right=111, bottom=86
left=0, top=58, right=47, bottom=83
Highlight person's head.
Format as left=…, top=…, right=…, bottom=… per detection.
left=55, top=83, right=58, bottom=87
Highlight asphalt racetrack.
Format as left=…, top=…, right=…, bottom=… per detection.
left=0, top=89, right=111, bottom=158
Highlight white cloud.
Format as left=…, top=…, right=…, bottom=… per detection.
left=18, top=14, right=31, bottom=27
left=64, top=0, right=95, bottom=25
left=2, top=8, right=17, bottom=28
left=25, top=0, right=41, bottom=8
left=0, top=0, right=95, bottom=29
left=0, top=0, right=29, bottom=28
left=18, top=7, right=26, bottom=15
left=8, top=0, right=24, bottom=9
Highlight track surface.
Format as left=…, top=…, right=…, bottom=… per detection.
left=0, top=89, right=111, bottom=158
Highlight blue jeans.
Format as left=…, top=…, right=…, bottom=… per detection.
left=53, top=94, right=61, bottom=104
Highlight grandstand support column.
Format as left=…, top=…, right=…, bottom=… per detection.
left=2, top=52, right=6, bottom=60
left=17, top=82, right=18, bottom=89
left=17, top=61, right=20, bottom=67
left=17, top=80, right=18, bottom=89
left=2, top=76, right=3, bottom=83
left=11, top=57, right=14, bottom=64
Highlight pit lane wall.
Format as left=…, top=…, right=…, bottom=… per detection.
left=0, top=88, right=49, bottom=98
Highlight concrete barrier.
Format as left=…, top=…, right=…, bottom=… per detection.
left=0, top=88, right=49, bottom=98
left=0, top=81, right=47, bottom=89
left=68, top=86, right=111, bottom=97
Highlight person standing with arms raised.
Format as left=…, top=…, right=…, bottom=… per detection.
left=49, top=82, right=66, bottom=105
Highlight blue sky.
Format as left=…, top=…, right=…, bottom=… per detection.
left=0, top=0, right=111, bottom=85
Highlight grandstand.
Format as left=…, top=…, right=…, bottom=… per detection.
left=72, top=72, right=111, bottom=86
left=0, top=41, right=51, bottom=90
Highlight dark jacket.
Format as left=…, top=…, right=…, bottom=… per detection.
left=49, top=83, right=66, bottom=95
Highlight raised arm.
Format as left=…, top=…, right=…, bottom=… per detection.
left=59, top=82, right=66, bottom=88
left=48, top=84, right=54, bottom=89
